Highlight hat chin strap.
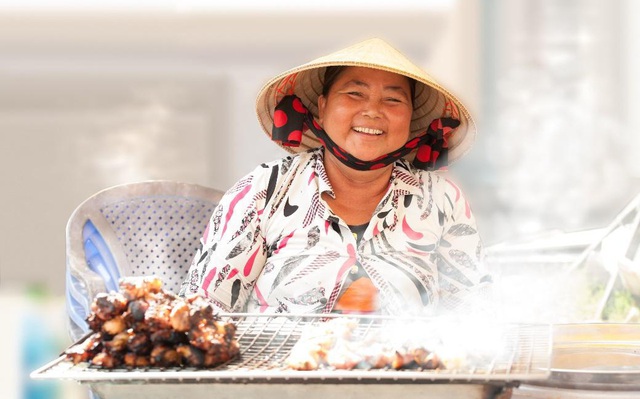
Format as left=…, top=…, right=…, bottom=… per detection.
left=272, top=95, right=459, bottom=171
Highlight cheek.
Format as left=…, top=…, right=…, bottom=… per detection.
left=322, top=104, right=353, bottom=130
left=391, top=109, right=413, bottom=135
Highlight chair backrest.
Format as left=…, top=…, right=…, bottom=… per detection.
left=65, top=180, right=223, bottom=341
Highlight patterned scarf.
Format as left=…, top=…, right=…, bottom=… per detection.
left=272, top=95, right=459, bottom=171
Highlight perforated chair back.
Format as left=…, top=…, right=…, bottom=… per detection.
left=65, top=181, right=223, bottom=341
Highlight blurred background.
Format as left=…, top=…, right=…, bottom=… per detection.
left=1, top=0, right=639, bottom=398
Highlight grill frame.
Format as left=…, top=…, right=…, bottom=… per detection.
left=81, top=381, right=512, bottom=399
left=32, top=313, right=552, bottom=386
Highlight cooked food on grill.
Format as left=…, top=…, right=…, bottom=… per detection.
left=285, top=318, right=445, bottom=371
left=64, top=276, right=239, bottom=369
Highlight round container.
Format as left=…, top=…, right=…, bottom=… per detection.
left=531, top=323, right=640, bottom=391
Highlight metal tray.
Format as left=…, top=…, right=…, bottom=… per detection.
left=31, top=314, right=552, bottom=399
left=528, top=323, right=640, bottom=391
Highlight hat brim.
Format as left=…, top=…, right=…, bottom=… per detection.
left=255, top=39, right=476, bottom=164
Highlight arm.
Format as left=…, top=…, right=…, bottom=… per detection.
left=436, top=177, right=493, bottom=313
left=181, top=173, right=267, bottom=312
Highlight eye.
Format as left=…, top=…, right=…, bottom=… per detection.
left=347, top=91, right=363, bottom=97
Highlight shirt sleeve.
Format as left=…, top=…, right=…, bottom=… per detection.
left=435, top=176, right=493, bottom=313
left=180, top=169, right=268, bottom=312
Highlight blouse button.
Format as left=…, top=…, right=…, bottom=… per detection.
left=350, top=265, right=359, bottom=275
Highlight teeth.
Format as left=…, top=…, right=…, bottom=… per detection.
left=353, top=127, right=383, bottom=135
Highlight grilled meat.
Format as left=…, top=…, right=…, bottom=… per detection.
left=64, top=332, right=103, bottom=364
left=91, top=292, right=127, bottom=321
left=150, top=344, right=181, bottom=367
left=102, top=315, right=127, bottom=335
left=123, top=352, right=151, bottom=368
left=86, top=313, right=104, bottom=332
left=285, top=318, right=445, bottom=371
left=64, top=276, right=239, bottom=369
left=91, top=351, right=122, bottom=369
left=128, top=299, right=149, bottom=322
left=119, top=276, right=163, bottom=301
left=176, top=345, right=205, bottom=367
left=103, top=330, right=131, bottom=353
left=127, top=330, right=152, bottom=355
left=169, top=301, right=191, bottom=332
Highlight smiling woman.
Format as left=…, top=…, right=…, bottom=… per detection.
left=180, top=38, right=491, bottom=317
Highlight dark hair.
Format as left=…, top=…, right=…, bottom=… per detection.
left=321, top=66, right=416, bottom=106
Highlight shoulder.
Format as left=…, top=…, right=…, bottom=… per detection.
left=393, top=161, right=469, bottom=210
left=392, top=159, right=449, bottom=196
left=236, top=150, right=315, bottom=187
left=250, top=149, right=318, bottom=176
left=224, top=149, right=320, bottom=209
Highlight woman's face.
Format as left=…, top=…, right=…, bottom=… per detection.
left=317, top=67, right=413, bottom=162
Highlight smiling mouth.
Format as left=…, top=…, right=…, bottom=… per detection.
left=352, top=126, right=384, bottom=135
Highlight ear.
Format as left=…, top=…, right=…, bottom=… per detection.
left=317, top=95, right=326, bottom=125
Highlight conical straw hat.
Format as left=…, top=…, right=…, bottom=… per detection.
left=255, top=38, right=476, bottom=163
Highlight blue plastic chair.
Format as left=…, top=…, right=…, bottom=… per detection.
left=65, top=181, right=223, bottom=342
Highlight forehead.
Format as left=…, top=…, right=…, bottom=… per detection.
left=332, top=66, right=411, bottom=90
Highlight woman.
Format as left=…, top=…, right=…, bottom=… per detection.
left=180, top=38, right=491, bottom=315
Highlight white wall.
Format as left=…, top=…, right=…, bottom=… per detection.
left=625, top=0, right=640, bottom=177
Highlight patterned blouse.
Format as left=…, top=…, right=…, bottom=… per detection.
left=180, top=148, right=491, bottom=315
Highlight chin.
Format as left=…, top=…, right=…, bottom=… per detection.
left=343, top=148, right=380, bottom=161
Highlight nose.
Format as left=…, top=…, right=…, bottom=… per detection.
left=361, top=98, right=383, bottom=119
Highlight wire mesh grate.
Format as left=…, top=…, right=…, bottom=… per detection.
left=33, top=314, right=552, bottom=384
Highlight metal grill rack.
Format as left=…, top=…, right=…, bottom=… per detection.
left=32, top=314, right=551, bottom=385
